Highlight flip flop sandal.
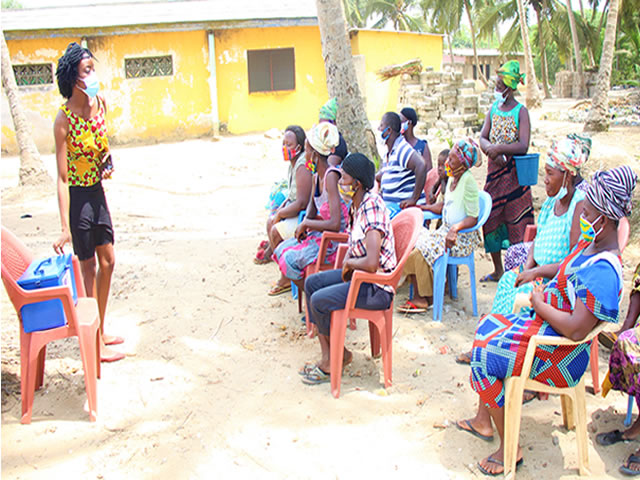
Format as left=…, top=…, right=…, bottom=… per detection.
left=258, top=240, right=269, bottom=250
left=523, top=390, right=537, bottom=405
left=596, top=429, right=632, bottom=446
left=268, top=283, right=292, bottom=296
left=620, top=454, right=640, bottom=476
left=298, top=362, right=317, bottom=376
left=598, top=331, right=618, bottom=350
left=480, top=273, right=500, bottom=283
left=101, top=351, right=126, bottom=363
left=301, top=365, right=330, bottom=385
left=397, top=301, right=428, bottom=314
left=477, top=456, right=523, bottom=476
left=254, top=249, right=272, bottom=265
left=455, top=352, right=472, bottom=365
left=455, top=419, right=494, bottom=442
left=105, top=335, right=124, bottom=346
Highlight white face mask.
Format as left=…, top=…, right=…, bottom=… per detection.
left=493, top=89, right=507, bottom=106
left=552, top=172, right=568, bottom=201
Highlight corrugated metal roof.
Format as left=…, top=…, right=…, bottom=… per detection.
left=2, top=0, right=318, bottom=32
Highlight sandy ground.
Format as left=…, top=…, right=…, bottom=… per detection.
left=1, top=99, right=640, bottom=479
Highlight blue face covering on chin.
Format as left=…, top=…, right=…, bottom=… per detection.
left=79, top=71, right=100, bottom=100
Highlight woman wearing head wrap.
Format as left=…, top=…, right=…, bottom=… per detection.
left=270, top=123, right=349, bottom=296
left=456, top=165, right=635, bottom=476
left=456, top=134, right=590, bottom=365
left=400, top=106, right=432, bottom=171
left=479, top=60, right=534, bottom=283
left=319, top=97, right=348, bottom=165
left=300, top=153, right=397, bottom=385
left=52, top=42, right=123, bottom=362
left=397, top=139, right=482, bottom=313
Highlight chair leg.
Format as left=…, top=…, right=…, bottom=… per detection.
left=468, top=255, right=478, bottom=317
left=293, top=278, right=305, bottom=314
left=381, top=309, right=393, bottom=387
left=561, top=394, right=576, bottom=431
left=19, top=331, right=34, bottom=424
left=35, top=345, right=46, bottom=390
left=77, top=326, right=99, bottom=422
left=369, top=322, right=381, bottom=359
left=504, top=377, right=526, bottom=479
left=625, top=394, right=635, bottom=428
left=590, top=341, right=600, bottom=394
left=433, top=255, right=447, bottom=322
left=329, top=312, right=348, bottom=399
left=573, top=382, right=590, bottom=475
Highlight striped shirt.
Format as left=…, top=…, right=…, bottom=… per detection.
left=380, top=136, right=425, bottom=204
left=348, top=191, right=397, bottom=293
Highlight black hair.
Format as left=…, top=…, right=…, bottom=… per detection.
left=382, top=111, right=401, bottom=133
left=400, top=107, right=418, bottom=126
left=342, top=153, right=375, bottom=191
left=285, top=125, right=306, bottom=151
left=56, top=42, right=94, bottom=99
left=438, top=149, right=450, bottom=160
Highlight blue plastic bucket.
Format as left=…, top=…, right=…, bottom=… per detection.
left=514, top=153, right=540, bottom=186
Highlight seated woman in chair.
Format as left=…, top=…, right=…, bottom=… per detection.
left=300, top=153, right=396, bottom=385
left=455, top=166, right=635, bottom=476
left=397, top=139, right=482, bottom=313
left=255, top=126, right=312, bottom=264
left=269, top=123, right=348, bottom=296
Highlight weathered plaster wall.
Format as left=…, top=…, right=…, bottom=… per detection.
left=350, top=30, right=443, bottom=124
left=214, top=25, right=329, bottom=134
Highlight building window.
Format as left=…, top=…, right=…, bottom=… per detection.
left=247, top=48, right=295, bottom=93
left=485, top=64, right=491, bottom=79
left=472, top=65, right=477, bottom=80
left=13, top=63, right=53, bottom=86
left=125, top=55, right=173, bottom=79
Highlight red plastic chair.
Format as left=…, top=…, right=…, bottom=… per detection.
left=1, top=226, right=100, bottom=424
left=517, top=216, right=630, bottom=395
left=324, top=207, right=423, bottom=398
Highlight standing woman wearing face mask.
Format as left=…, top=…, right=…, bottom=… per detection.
left=478, top=60, right=534, bottom=283
left=456, top=165, right=635, bottom=476
left=52, top=42, right=123, bottom=362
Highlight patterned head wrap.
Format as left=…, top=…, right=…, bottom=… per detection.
left=342, top=153, right=375, bottom=191
left=451, top=138, right=481, bottom=169
left=307, top=122, right=339, bottom=156
left=586, top=165, right=638, bottom=220
left=546, top=134, right=591, bottom=176
left=497, top=60, right=525, bottom=90
left=319, top=97, right=338, bottom=122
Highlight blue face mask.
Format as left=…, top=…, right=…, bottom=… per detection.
left=400, top=121, right=409, bottom=134
left=79, top=71, right=100, bottom=100
left=493, top=89, right=507, bottom=106
left=380, top=126, right=391, bottom=142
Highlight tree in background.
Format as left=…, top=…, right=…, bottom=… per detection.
left=584, top=0, right=619, bottom=132
left=566, top=0, right=586, bottom=97
left=1, top=32, right=51, bottom=187
left=316, top=0, right=378, bottom=161
left=515, top=0, right=542, bottom=107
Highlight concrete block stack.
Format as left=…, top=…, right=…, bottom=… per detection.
left=397, top=69, right=482, bottom=135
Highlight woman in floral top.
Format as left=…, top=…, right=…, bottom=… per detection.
left=300, top=153, right=396, bottom=385
left=53, top=42, right=123, bottom=362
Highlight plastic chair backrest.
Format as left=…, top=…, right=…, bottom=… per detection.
left=388, top=207, right=423, bottom=289
left=619, top=217, right=630, bottom=253
left=458, top=191, right=492, bottom=235
left=424, top=168, right=439, bottom=199
left=1, top=226, right=35, bottom=311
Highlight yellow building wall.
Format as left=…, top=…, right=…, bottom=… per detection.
left=3, top=31, right=213, bottom=154
left=351, top=30, right=443, bottom=124
left=214, top=25, right=329, bottom=134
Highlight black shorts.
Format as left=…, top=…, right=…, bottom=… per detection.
left=69, top=182, right=114, bottom=261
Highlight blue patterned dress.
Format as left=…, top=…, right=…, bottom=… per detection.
left=492, top=189, right=585, bottom=314
left=471, top=241, right=622, bottom=408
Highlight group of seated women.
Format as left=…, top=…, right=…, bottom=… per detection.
left=252, top=95, right=640, bottom=477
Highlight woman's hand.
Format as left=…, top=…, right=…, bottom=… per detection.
left=272, top=211, right=282, bottom=225
left=445, top=228, right=458, bottom=250
left=295, top=221, right=307, bottom=241
left=530, top=283, right=545, bottom=312
left=341, top=259, right=354, bottom=282
left=485, top=144, right=501, bottom=159
left=53, top=229, right=71, bottom=254
left=514, top=269, right=537, bottom=287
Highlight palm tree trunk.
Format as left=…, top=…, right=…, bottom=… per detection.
left=464, top=0, right=488, bottom=86
left=584, top=0, right=619, bottom=132
left=566, top=0, right=586, bottom=97
left=598, top=0, right=610, bottom=37
left=1, top=32, right=51, bottom=187
left=315, top=0, right=377, bottom=162
left=533, top=4, right=552, bottom=98
left=515, top=0, right=543, bottom=108
left=448, top=32, right=455, bottom=70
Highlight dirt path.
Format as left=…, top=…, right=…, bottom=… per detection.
left=2, top=105, right=639, bottom=479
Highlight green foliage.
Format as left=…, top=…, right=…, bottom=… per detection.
left=2, top=0, right=23, bottom=8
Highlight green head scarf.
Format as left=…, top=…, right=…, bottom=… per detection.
left=319, top=97, right=338, bottom=122
left=497, top=60, right=525, bottom=90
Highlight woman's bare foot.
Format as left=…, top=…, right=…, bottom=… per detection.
left=101, top=344, right=125, bottom=362
left=103, top=334, right=124, bottom=345
left=478, top=446, right=523, bottom=475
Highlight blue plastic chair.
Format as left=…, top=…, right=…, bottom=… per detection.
left=431, top=191, right=492, bottom=322
left=625, top=395, right=635, bottom=427
left=291, top=210, right=307, bottom=303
